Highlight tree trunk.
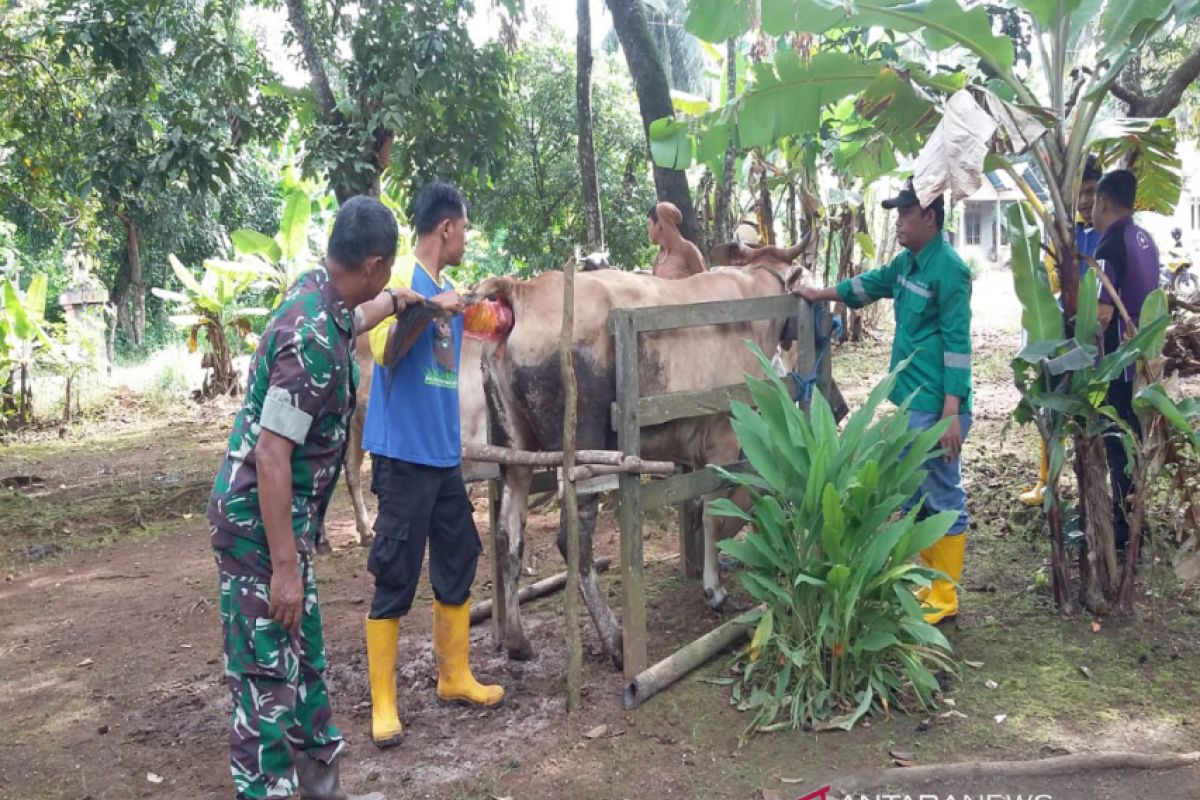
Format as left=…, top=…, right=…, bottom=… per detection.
left=119, top=213, right=146, bottom=346
left=606, top=0, right=704, bottom=254
left=787, top=179, right=798, bottom=246
left=203, top=320, right=238, bottom=399
left=576, top=0, right=605, bottom=254
left=63, top=374, right=72, bottom=424
left=1045, top=452, right=1076, bottom=615
left=560, top=258, right=582, bottom=712
left=283, top=0, right=387, bottom=202
left=18, top=363, right=31, bottom=426
left=758, top=159, right=775, bottom=245
left=1079, top=435, right=1119, bottom=611
left=713, top=38, right=737, bottom=246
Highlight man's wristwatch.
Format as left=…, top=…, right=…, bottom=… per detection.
left=386, top=287, right=402, bottom=317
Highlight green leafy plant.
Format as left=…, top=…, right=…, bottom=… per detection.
left=230, top=188, right=321, bottom=304
left=709, top=344, right=956, bottom=738
left=0, top=273, right=56, bottom=427
left=151, top=255, right=267, bottom=399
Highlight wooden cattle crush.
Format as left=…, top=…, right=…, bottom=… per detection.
left=609, top=294, right=836, bottom=679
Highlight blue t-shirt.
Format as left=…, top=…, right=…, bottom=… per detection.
left=362, top=263, right=463, bottom=467
left=1077, top=222, right=1101, bottom=273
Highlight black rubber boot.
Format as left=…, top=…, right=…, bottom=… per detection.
left=295, top=752, right=384, bottom=800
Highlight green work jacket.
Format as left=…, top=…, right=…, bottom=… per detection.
left=836, top=233, right=973, bottom=415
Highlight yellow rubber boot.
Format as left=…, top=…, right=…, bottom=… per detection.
left=432, top=600, right=505, bottom=707
left=919, top=534, right=966, bottom=625
left=365, top=617, right=404, bottom=748
left=1019, top=441, right=1049, bottom=506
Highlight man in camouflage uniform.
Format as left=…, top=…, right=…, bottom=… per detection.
left=208, top=196, right=416, bottom=800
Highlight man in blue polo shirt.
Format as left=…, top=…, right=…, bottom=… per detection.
left=361, top=182, right=504, bottom=749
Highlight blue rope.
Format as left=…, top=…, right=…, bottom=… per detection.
left=788, top=303, right=836, bottom=404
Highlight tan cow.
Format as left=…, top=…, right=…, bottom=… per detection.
left=343, top=334, right=487, bottom=545
left=471, top=264, right=807, bottom=669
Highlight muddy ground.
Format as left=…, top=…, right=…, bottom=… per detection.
left=2, top=271, right=1199, bottom=800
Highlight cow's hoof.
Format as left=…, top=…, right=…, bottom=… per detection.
left=506, top=636, right=535, bottom=662
left=705, top=586, right=728, bottom=612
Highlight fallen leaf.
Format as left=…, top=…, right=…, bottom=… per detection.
left=698, top=677, right=736, bottom=686
left=985, top=679, right=999, bottom=690
left=1079, top=665, right=1093, bottom=679
left=889, top=750, right=916, bottom=761
left=146, top=773, right=163, bottom=784
left=943, top=698, right=957, bottom=707
left=1091, top=621, right=1102, bottom=634
left=77, top=658, right=94, bottom=668
left=780, top=776, right=806, bottom=785
left=584, top=724, right=608, bottom=739
left=893, top=758, right=916, bottom=768
left=994, top=714, right=1008, bottom=724
left=938, top=709, right=969, bottom=720
left=761, top=790, right=782, bottom=800
left=963, top=659, right=984, bottom=669
left=179, top=644, right=192, bottom=650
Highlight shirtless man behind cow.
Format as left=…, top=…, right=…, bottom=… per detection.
left=649, top=202, right=706, bottom=279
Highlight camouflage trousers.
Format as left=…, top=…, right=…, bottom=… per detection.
left=215, top=546, right=345, bottom=800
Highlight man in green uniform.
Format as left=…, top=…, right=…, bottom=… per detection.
left=208, top=196, right=411, bottom=800
left=796, top=179, right=973, bottom=624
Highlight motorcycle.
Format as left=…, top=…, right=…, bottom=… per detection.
left=1163, top=229, right=1200, bottom=304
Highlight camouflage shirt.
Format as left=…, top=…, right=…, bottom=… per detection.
left=208, top=268, right=358, bottom=561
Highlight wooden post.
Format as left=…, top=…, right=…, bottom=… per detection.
left=678, top=472, right=703, bottom=581
left=561, top=258, right=583, bottom=712
left=486, top=415, right=507, bottom=647
left=793, top=296, right=817, bottom=412
left=612, top=309, right=648, bottom=679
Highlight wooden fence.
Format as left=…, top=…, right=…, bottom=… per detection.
left=609, top=294, right=835, bottom=679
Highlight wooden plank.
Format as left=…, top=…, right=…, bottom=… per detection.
left=611, top=294, right=798, bottom=334
left=611, top=376, right=804, bottom=429
left=464, top=463, right=501, bottom=484
left=612, top=309, right=648, bottom=680
left=642, top=460, right=752, bottom=510
left=678, top=493, right=703, bottom=581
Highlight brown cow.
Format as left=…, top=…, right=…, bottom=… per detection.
left=471, top=264, right=805, bottom=668
left=344, top=333, right=487, bottom=545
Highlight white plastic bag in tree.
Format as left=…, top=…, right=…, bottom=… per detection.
left=912, top=90, right=998, bottom=207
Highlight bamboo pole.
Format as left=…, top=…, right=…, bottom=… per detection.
left=623, top=606, right=761, bottom=710
left=561, top=256, right=583, bottom=713
left=462, top=443, right=671, bottom=471
left=831, top=751, right=1200, bottom=796
left=568, top=461, right=675, bottom=480
left=469, top=558, right=613, bottom=625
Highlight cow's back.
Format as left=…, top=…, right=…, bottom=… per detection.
left=475, top=268, right=787, bottom=461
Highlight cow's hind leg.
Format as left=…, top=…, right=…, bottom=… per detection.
left=496, top=465, right=535, bottom=660
left=558, top=493, right=622, bottom=670
left=345, top=406, right=372, bottom=546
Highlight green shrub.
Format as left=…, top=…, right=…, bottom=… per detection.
left=710, top=345, right=957, bottom=737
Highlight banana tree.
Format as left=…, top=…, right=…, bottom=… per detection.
left=0, top=274, right=56, bottom=427
left=229, top=188, right=321, bottom=305
left=151, top=255, right=268, bottom=399
left=1009, top=202, right=1176, bottom=614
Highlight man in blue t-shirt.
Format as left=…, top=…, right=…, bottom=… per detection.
left=360, top=182, right=504, bottom=749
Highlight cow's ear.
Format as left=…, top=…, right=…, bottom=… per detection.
left=784, top=265, right=807, bottom=292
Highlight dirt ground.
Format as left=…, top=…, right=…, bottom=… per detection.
left=2, top=269, right=1199, bottom=800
